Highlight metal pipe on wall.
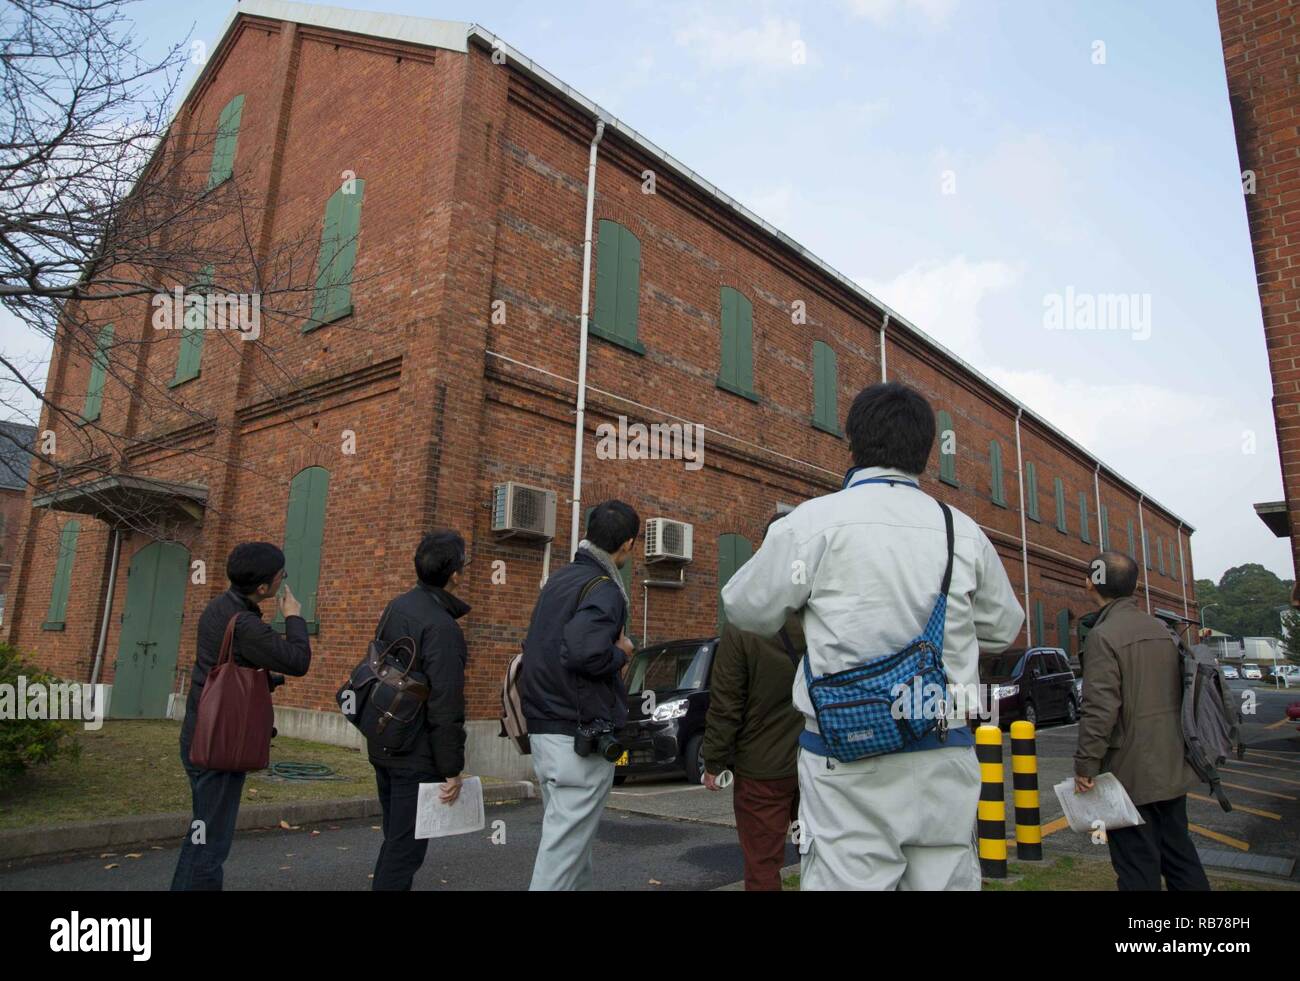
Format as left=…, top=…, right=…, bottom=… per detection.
left=88, top=528, right=122, bottom=706
left=568, top=118, right=607, bottom=561
left=1013, top=408, right=1031, bottom=646
left=1137, top=494, right=1151, bottom=613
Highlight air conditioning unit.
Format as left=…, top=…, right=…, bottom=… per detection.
left=491, top=482, right=556, bottom=541
left=645, top=518, right=693, bottom=564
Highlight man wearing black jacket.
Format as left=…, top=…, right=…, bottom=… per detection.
left=521, top=500, right=638, bottom=890
left=368, top=530, right=470, bottom=890
left=171, top=542, right=312, bottom=891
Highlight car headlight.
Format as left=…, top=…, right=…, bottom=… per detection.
left=992, top=684, right=1018, bottom=699
left=651, top=698, right=689, bottom=722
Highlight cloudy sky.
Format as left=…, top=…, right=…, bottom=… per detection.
left=2, top=0, right=1283, bottom=583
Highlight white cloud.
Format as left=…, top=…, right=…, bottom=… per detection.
left=843, top=0, right=959, bottom=29
left=674, top=15, right=808, bottom=72
left=858, top=255, right=1021, bottom=362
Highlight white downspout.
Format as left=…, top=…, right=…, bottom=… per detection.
left=89, top=528, right=122, bottom=707
left=568, top=118, right=606, bottom=561
left=1014, top=407, right=1030, bottom=646
left=879, top=313, right=889, bottom=382
left=1137, top=494, right=1151, bottom=613
left=1176, top=522, right=1188, bottom=617
left=1093, top=463, right=1102, bottom=549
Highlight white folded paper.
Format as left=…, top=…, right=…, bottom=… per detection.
left=1052, top=773, right=1145, bottom=833
left=414, top=776, right=486, bottom=840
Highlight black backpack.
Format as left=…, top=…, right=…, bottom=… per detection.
left=336, top=604, right=430, bottom=753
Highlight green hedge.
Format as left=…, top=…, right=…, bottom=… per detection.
left=0, top=643, right=81, bottom=790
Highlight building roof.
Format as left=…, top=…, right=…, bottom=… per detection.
left=0, top=421, right=36, bottom=492
left=190, top=1, right=1196, bottom=532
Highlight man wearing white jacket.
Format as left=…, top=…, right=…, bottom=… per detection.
left=721, top=382, right=1024, bottom=890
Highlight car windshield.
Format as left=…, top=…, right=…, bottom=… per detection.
left=626, top=643, right=713, bottom=695
left=980, top=651, right=1025, bottom=680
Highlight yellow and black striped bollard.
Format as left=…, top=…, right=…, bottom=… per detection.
left=1010, top=720, right=1043, bottom=861
left=976, top=724, right=1006, bottom=879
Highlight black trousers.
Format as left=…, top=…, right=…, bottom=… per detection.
left=372, top=764, right=437, bottom=891
left=171, top=741, right=247, bottom=891
left=1106, top=795, right=1211, bottom=891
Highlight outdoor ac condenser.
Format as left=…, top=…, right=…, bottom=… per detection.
left=491, top=482, right=556, bottom=542
left=645, top=517, right=693, bottom=564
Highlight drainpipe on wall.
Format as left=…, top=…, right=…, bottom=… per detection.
left=1176, top=521, right=1188, bottom=618
left=879, top=313, right=889, bottom=382
left=568, top=118, right=607, bottom=563
left=1137, top=494, right=1151, bottom=613
left=88, top=528, right=122, bottom=708
left=1013, top=407, right=1031, bottom=646
left=1093, top=463, right=1102, bottom=548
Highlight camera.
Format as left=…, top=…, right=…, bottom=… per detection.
left=574, top=719, right=624, bottom=761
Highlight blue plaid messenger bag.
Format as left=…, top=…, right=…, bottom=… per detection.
left=800, top=490, right=955, bottom=763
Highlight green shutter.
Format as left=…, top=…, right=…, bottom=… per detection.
left=591, top=220, right=643, bottom=352
left=937, top=411, right=958, bottom=486
left=717, top=533, right=753, bottom=629
left=1099, top=503, right=1109, bottom=550
left=1078, top=492, right=1091, bottom=543
left=989, top=439, right=1006, bottom=506
left=1025, top=461, right=1039, bottom=521
left=1143, top=529, right=1151, bottom=568
left=616, top=225, right=641, bottom=345
left=206, top=94, right=245, bottom=189
left=1054, top=478, right=1067, bottom=533
left=43, top=520, right=80, bottom=630
left=1057, top=609, right=1072, bottom=658
left=1126, top=518, right=1135, bottom=557
left=277, top=466, right=329, bottom=632
left=1033, top=600, right=1045, bottom=647
left=1157, top=536, right=1166, bottom=575
left=718, top=287, right=755, bottom=398
left=171, top=266, right=210, bottom=385
left=307, top=180, right=365, bottom=330
left=81, top=323, right=114, bottom=422
left=811, top=341, right=839, bottom=434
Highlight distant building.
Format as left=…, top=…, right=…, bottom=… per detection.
left=0, top=421, right=36, bottom=622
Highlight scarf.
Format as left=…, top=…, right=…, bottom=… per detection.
left=577, top=539, right=629, bottom=607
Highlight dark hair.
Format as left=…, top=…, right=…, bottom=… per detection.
left=764, top=511, right=788, bottom=538
left=845, top=382, right=936, bottom=475
left=227, top=542, right=285, bottom=595
left=1091, top=551, right=1139, bottom=599
left=586, top=500, right=640, bottom=553
left=415, top=530, right=466, bottom=588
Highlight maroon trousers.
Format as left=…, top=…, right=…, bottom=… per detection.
left=732, top=775, right=799, bottom=891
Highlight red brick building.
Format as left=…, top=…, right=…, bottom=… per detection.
left=1217, top=0, right=1300, bottom=572
left=8, top=1, right=1197, bottom=777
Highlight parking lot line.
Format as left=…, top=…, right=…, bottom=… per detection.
left=1040, top=816, right=1070, bottom=838
left=1246, top=750, right=1300, bottom=765
left=1230, top=759, right=1300, bottom=773
left=1188, top=824, right=1250, bottom=851
left=1221, top=780, right=1297, bottom=801
left=1188, top=792, right=1280, bottom=820
left=611, top=785, right=705, bottom=798
left=1265, top=718, right=1292, bottom=730
left=1220, top=767, right=1300, bottom=788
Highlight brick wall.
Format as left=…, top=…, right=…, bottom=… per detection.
left=1218, top=0, right=1300, bottom=576
left=6, top=12, right=1197, bottom=723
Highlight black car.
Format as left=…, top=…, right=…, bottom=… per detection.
left=614, top=637, right=718, bottom=784
left=976, top=646, right=1079, bottom=728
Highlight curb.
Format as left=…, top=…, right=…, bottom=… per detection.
left=0, top=780, right=535, bottom=863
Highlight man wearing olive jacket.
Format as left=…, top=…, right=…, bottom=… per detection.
left=1074, top=550, right=1209, bottom=891
left=702, top=598, right=805, bottom=891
